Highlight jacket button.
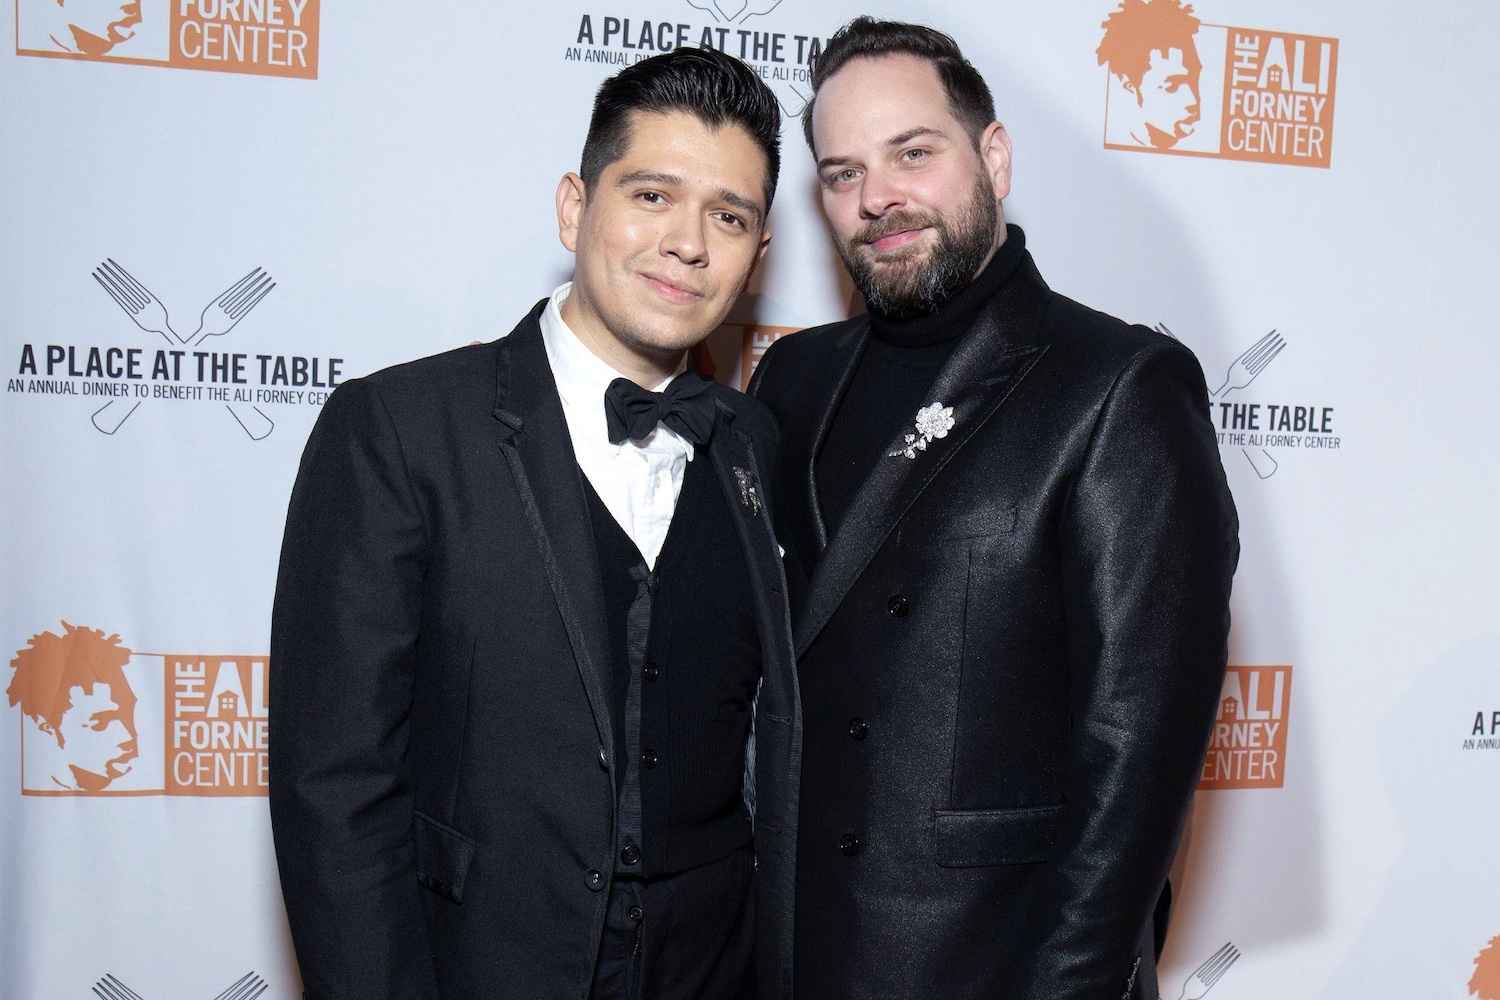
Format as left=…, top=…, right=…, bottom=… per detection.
left=643, top=662, right=660, bottom=682
left=848, top=718, right=868, bottom=741
left=642, top=749, right=658, bottom=769
left=585, top=868, right=606, bottom=891
left=887, top=595, right=909, bottom=618
left=628, top=904, right=644, bottom=923
left=620, top=844, right=640, bottom=865
left=839, top=834, right=862, bottom=857
left=597, top=745, right=608, bottom=770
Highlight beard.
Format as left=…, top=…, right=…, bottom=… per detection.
left=836, top=172, right=998, bottom=321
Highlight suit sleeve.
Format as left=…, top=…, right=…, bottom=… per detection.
left=269, top=378, right=440, bottom=1000
left=1025, top=339, right=1238, bottom=997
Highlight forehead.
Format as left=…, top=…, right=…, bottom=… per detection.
left=66, top=683, right=120, bottom=714
left=606, top=109, right=769, bottom=207
left=812, top=54, right=963, bottom=153
left=1148, top=47, right=1190, bottom=73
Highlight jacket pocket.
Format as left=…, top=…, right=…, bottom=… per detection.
left=414, top=810, right=477, bottom=903
left=907, top=501, right=1018, bottom=543
left=932, top=803, right=1061, bottom=867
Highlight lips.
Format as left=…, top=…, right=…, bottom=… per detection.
left=868, top=228, right=927, bottom=253
left=640, top=272, right=703, bottom=303
left=853, top=211, right=941, bottom=256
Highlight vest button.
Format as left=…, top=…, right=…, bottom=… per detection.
left=620, top=844, right=640, bottom=865
left=643, top=662, right=660, bottom=682
left=848, top=718, right=868, bottom=741
left=642, top=749, right=658, bottom=769
left=597, top=745, right=608, bottom=770
left=838, top=834, right=862, bottom=857
left=887, top=595, right=909, bottom=618
left=628, top=904, right=644, bottom=923
left=584, top=868, right=606, bottom=891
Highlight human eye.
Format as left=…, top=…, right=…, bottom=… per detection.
left=713, top=210, right=745, bottom=229
left=899, top=147, right=928, bottom=164
left=822, top=166, right=860, bottom=189
left=636, top=190, right=667, bottom=206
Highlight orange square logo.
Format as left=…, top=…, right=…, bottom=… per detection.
left=1200, top=665, right=1293, bottom=789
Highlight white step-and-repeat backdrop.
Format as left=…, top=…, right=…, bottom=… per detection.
left=3, top=1, right=1497, bottom=997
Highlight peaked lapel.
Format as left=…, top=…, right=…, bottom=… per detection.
left=794, top=254, right=1054, bottom=658
left=491, top=308, right=617, bottom=758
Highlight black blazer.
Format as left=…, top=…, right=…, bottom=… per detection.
left=270, top=305, right=800, bottom=1000
left=750, top=248, right=1237, bottom=1000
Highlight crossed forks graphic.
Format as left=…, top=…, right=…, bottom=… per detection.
left=89, top=259, right=277, bottom=439
left=1175, top=941, right=1240, bottom=999
left=93, top=970, right=268, bottom=1000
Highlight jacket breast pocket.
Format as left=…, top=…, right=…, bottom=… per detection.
left=414, top=810, right=477, bottom=903
left=906, top=501, right=1018, bottom=544
left=932, top=803, right=1062, bottom=867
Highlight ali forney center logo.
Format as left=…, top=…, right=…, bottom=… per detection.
left=1097, top=0, right=1337, bottom=168
left=15, top=0, right=320, bottom=79
left=1200, top=665, right=1292, bottom=790
left=7, top=622, right=269, bottom=797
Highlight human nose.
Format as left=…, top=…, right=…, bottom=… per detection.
left=858, top=167, right=905, bottom=219
left=660, top=209, right=708, bottom=266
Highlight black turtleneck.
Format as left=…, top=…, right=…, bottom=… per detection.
left=815, top=225, right=1026, bottom=539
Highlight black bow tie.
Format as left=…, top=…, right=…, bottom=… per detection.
left=604, top=371, right=717, bottom=445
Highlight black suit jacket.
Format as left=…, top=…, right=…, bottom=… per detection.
left=270, top=305, right=800, bottom=1000
left=749, top=248, right=1237, bottom=999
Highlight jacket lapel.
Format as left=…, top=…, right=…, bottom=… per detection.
left=491, top=309, right=617, bottom=755
left=777, top=319, right=871, bottom=561
left=794, top=255, right=1053, bottom=658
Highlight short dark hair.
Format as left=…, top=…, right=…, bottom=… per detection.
left=580, top=46, right=782, bottom=213
left=803, top=17, right=996, bottom=155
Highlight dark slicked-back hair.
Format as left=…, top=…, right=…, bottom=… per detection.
left=803, top=17, right=996, bottom=155
left=580, top=46, right=782, bottom=213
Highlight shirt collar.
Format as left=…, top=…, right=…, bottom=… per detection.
left=539, top=283, right=692, bottom=455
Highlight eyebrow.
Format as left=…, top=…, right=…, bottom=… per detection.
left=816, top=127, right=951, bottom=173
left=615, top=170, right=765, bottom=226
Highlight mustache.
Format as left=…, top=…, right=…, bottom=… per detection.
left=849, top=211, right=943, bottom=248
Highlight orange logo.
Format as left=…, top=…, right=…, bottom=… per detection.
left=1098, top=0, right=1337, bottom=168
left=731, top=323, right=800, bottom=391
left=1474, top=935, right=1500, bottom=1000
left=15, top=0, right=320, bottom=79
left=9, top=622, right=268, bottom=797
left=1199, top=665, right=1292, bottom=789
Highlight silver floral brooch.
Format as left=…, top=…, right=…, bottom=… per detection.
left=889, top=401, right=956, bottom=459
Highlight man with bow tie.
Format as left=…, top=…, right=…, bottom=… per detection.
left=270, top=47, right=798, bottom=1000
left=749, top=17, right=1238, bottom=1000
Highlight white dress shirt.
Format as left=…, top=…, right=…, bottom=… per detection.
left=539, top=283, right=694, bottom=570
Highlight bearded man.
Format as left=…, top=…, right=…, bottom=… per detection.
left=749, top=17, right=1238, bottom=1000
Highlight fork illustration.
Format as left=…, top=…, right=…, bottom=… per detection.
left=193, top=267, right=275, bottom=345
left=1176, top=942, right=1240, bottom=1000
left=212, top=971, right=269, bottom=1000
left=93, top=259, right=179, bottom=343
left=1213, top=330, right=1284, bottom=396
left=92, top=973, right=146, bottom=1000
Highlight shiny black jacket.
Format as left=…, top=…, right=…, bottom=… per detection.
left=750, top=240, right=1237, bottom=1000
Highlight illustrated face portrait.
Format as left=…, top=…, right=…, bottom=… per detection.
left=557, top=109, right=771, bottom=372
left=46, top=682, right=138, bottom=791
left=46, top=0, right=141, bottom=55
left=811, top=54, right=1009, bottom=320
left=8, top=623, right=140, bottom=792
left=1135, top=45, right=1201, bottom=148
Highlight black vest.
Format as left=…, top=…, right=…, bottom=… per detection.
left=583, top=454, right=760, bottom=878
